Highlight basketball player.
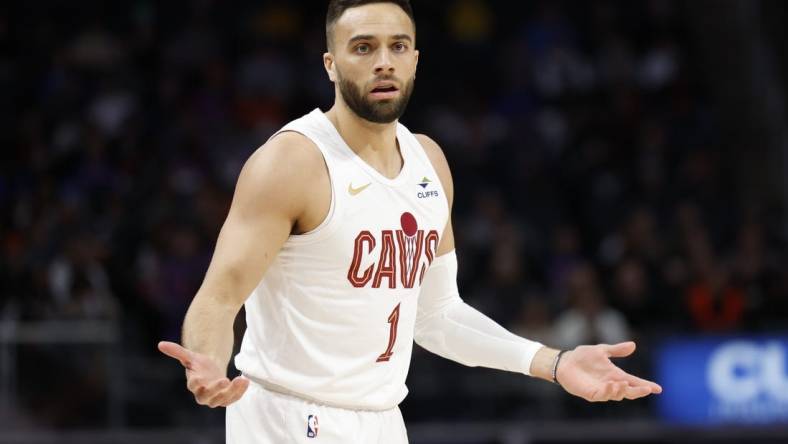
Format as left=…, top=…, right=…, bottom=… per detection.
left=158, top=1, right=662, bottom=442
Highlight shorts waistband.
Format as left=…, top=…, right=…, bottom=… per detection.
left=243, top=374, right=397, bottom=412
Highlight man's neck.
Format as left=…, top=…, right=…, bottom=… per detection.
left=325, top=103, right=402, bottom=179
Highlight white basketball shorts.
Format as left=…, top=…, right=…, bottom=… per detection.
left=226, top=381, right=409, bottom=443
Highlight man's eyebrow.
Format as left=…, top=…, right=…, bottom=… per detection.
left=347, top=34, right=413, bottom=45
left=391, top=34, right=413, bottom=42
left=348, top=34, right=375, bottom=45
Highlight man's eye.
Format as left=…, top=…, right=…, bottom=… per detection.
left=356, top=44, right=370, bottom=54
left=393, top=43, right=407, bottom=52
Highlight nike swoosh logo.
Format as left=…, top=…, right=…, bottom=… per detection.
left=348, top=182, right=372, bottom=196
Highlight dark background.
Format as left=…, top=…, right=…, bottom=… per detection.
left=2, top=0, right=788, bottom=442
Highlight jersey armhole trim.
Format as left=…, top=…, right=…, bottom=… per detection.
left=409, top=132, right=452, bottom=217
left=271, top=129, right=339, bottom=246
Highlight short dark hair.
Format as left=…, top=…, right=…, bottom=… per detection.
left=326, top=0, right=415, bottom=51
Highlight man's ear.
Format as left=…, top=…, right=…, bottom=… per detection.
left=323, top=52, right=336, bottom=83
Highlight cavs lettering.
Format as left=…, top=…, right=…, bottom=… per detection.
left=347, top=212, right=439, bottom=289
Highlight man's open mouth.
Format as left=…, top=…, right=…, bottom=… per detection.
left=371, top=85, right=398, bottom=93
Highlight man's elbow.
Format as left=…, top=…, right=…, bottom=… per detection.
left=194, top=268, right=252, bottom=312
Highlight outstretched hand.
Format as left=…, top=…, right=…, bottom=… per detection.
left=556, top=341, right=662, bottom=402
left=158, top=341, right=250, bottom=408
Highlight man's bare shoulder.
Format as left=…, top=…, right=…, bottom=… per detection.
left=248, top=131, right=324, bottom=177
left=414, top=134, right=453, bottom=204
left=232, top=131, right=326, bottom=220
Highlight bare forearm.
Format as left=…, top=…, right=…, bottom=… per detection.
left=182, top=293, right=241, bottom=370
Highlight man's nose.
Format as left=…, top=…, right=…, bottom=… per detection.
left=373, top=49, right=395, bottom=74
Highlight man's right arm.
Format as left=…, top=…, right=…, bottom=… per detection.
left=159, top=132, right=325, bottom=407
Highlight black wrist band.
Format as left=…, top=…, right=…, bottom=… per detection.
left=551, top=350, right=567, bottom=385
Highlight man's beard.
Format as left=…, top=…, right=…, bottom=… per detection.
left=337, top=70, right=414, bottom=124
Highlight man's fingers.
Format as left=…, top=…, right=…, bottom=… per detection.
left=602, top=381, right=625, bottom=401
left=194, top=378, right=231, bottom=404
left=189, top=376, right=250, bottom=407
left=621, top=372, right=663, bottom=394
left=187, top=375, right=205, bottom=392
left=216, top=378, right=249, bottom=407
left=613, top=382, right=628, bottom=401
left=623, top=385, right=652, bottom=400
left=231, top=376, right=250, bottom=394
left=205, top=386, right=233, bottom=408
left=206, top=377, right=249, bottom=408
left=194, top=378, right=230, bottom=397
left=605, top=341, right=636, bottom=358
left=159, top=341, right=242, bottom=407
left=591, top=380, right=655, bottom=402
left=590, top=381, right=614, bottom=402
left=158, top=341, right=193, bottom=368
left=224, top=378, right=250, bottom=405
left=600, top=382, right=618, bottom=401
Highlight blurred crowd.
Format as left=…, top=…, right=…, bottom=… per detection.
left=1, top=0, right=787, bottom=429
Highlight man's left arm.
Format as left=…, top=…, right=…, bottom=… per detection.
left=414, top=134, right=662, bottom=402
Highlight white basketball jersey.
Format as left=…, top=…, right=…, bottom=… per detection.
left=235, top=109, right=449, bottom=411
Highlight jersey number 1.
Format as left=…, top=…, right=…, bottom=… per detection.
left=376, top=303, right=401, bottom=362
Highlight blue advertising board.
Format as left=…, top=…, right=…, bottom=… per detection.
left=656, top=336, right=788, bottom=425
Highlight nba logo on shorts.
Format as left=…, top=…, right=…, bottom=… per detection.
left=306, top=414, right=319, bottom=438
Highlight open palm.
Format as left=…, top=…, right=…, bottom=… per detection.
left=557, top=342, right=662, bottom=402
left=158, top=341, right=249, bottom=408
